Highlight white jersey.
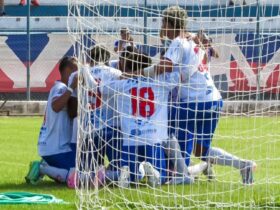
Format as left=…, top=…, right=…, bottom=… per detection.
left=101, top=73, right=180, bottom=146
left=109, top=60, right=119, bottom=69
left=38, top=81, right=72, bottom=156
left=164, top=37, right=222, bottom=102
left=87, top=65, right=122, bottom=130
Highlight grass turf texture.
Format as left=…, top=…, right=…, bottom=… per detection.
left=0, top=116, right=279, bottom=209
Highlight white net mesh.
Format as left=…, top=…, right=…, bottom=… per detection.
left=68, top=0, right=280, bottom=209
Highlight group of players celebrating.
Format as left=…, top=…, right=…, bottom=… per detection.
left=25, top=6, right=257, bottom=189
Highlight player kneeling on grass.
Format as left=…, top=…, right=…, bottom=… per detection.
left=144, top=6, right=257, bottom=185
left=74, top=45, right=125, bottom=188
left=25, top=56, right=78, bottom=186
left=83, top=51, right=206, bottom=188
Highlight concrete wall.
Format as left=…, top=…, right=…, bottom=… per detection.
left=0, top=101, right=46, bottom=116
left=0, top=100, right=279, bottom=116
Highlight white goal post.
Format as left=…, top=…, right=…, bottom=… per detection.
left=67, top=1, right=280, bottom=209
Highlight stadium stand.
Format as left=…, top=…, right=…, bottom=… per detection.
left=0, top=0, right=279, bottom=101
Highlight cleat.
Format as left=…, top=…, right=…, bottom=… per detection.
left=240, top=160, right=257, bottom=185
left=25, top=161, right=42, bottom=185
left=118, top=166, right=130, bottom=188
left=139, top=162, right=160, bottom=187
left=202, top=162, right=216, bottom=181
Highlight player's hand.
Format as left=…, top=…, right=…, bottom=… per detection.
left=70, top=74, right=78, bottom=90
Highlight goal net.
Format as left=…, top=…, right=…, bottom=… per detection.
left=67, top=0, right=280, bottom=209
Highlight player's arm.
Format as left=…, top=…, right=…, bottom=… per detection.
left=66, top=72, right=78, bottom=118
left=143, top=40, right=183, bottom=77
left=52, top=75, right=77, bottom=113
left=67, top=97, right=77, bottom=119
left=156, top=58, right=173, bottom=73
left=81, top=66, right=98, bottom=90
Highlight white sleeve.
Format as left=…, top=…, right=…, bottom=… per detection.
left=68, top=72, right=78, bottom=97
left=81, top=66, right=98, bottom=90
left=163, top=39, right=184, bottom=65
left=51, top=85, right=67, bottom=102
left=108, top=67, right=122, bottom=80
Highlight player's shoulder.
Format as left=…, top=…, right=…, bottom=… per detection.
left=107, top=66, right=121, bottom=74
left=53, top=81, right=66, bottom=89
left=157, top=72, right=180, bottom=81
left=170, top=36, right=193, bottom=50
left=92, top=65, right=119, bottom=73
left=109, top=59, right=119, bottom=69
left=50, top=81, right=67, bottom=95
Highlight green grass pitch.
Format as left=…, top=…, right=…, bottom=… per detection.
left=0, top=116, right=279, bottom=209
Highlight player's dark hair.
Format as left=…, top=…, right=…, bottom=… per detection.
left=162, top=6, right=187, bottom=30
left=59, top=56, right=78, bottom=74
left=137, top=53, right=152, bottom=70
left=121, top=50, right=139, bottom=73
left=90, top=45, right=111, bottom=65
left=121, top=50, right=152, bottom=74
left=120, top=46, right=138, bottom=60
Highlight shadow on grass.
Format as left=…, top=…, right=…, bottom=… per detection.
left=0, top=180, right=70, bottom=192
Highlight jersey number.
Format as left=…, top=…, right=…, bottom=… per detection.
left=130, top=87, right=155, bottom=118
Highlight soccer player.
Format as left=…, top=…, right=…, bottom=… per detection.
left=73, top=45, right=124, bottom=188
left=110, top=46, right=138, bottom=70
left=97, top=51, right=203, bottom=187
left=143, top=6, right=257, bottom=185
left=25, top=56, right=78, bottom=186
left=114, top=27, right=134, bottom=53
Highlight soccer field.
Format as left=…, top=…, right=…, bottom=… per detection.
left=0, top=116, right=279, bottom=209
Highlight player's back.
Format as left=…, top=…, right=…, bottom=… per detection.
left=88, top=65, right=122, bottom=130
left=38, top=81, right=72, bottom=156
left=102, top=73, right=179, bottom=146
left=165, top=37, right=222, bottom=102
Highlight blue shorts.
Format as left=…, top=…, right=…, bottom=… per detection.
left=121, top=144, right=167, bottom=184
left=42, top=149, right=76, bottom=170
left=170, top=100, right=223, bottom=162
left=79, top=127, right=122, bottom=171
